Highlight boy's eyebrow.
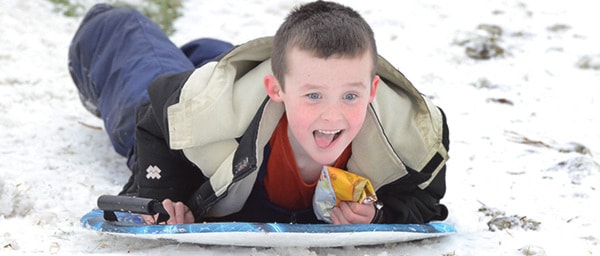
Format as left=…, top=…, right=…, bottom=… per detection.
left=345, top=82, right=368, bottom=88
left=301, top=82, right=367, bottom=90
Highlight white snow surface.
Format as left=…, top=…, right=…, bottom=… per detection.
left=1, top=0, right=599, bottom=255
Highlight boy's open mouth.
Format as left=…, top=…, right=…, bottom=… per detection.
left=314, top=129, right=342, bottom=148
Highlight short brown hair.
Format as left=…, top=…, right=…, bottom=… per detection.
left=271, top=0, right=378, bottom=89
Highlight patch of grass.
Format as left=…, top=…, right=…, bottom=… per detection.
left=48, top=0, right=182, bottom=35
left=115, top=0, right=182, bottom=36
left=48, top=0, right=85, bottom=17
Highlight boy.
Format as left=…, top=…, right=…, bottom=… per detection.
left=69, top=1, right=450, bottom=225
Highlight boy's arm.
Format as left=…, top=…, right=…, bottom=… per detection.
left=373, top=165, right=448, bottom=224
left=127, top=71, right=207, bottom=204
left=372, top=107, right=450, bottom=224
left=129, top=99, right=207, bottom=203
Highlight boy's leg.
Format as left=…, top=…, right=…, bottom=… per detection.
left=180, top=38, right=234, bottom=68
left=68, top=4, right=194, bottom=158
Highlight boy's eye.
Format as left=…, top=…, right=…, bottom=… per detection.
left=307, top=93, right=321, bottom=99
left=343, top=94, right=357, bottom=100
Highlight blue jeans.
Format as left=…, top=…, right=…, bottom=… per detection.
left=68, top=4, right=233, bottom=166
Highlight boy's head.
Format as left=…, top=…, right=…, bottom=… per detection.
left=265, top=1, right=380, bottom=166
left=271, top=0, right=378, bottom=89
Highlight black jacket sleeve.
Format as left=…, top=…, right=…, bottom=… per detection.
left=373, top=107, right=450, bottom=224
left=121, top=71, right=207, bottom=203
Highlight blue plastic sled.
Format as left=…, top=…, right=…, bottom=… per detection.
left=81, top=209, right=456, bottom=247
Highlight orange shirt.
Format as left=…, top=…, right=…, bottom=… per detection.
left=263, top=115, right=352, bottom=211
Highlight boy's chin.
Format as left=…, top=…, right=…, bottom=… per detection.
left=310, top=150, right=345, bottom=166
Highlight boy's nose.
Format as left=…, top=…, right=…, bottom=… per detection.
left=320, top=105, right=343, bottom=121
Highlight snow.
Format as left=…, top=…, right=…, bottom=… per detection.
left=1, top=0, right=599, bottom=255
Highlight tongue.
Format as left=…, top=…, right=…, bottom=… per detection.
left=314, top=132, right=336, bottom=148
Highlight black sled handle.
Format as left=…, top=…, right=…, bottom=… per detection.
left=97, top=195, right=170, bottom=223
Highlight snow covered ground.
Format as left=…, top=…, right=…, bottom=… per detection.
left=1, top=0, right=599, bottom=255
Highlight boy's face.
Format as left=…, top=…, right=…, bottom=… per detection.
left=265, top=47, right=379, bottom=166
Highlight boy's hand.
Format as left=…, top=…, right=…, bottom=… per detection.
left=142, top=199, right=195, bottom=224
left=330, top=201, right=376, bottom=224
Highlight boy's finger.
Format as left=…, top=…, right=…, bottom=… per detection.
left=173, top=202, right=187, bottom=224
left=185, top=209, right=195, bottom=223
left=141, top=214, right=156, bottom=224
left=161, top=199, right=177, bottom=224
left=332, top=206, right=349, bottom=224
left=338, top=202, right=372, bottom=224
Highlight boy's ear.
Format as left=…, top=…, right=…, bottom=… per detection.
left=264, top=74, right=284, bottom=102
left=368, top=75, right=380, bottom=103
